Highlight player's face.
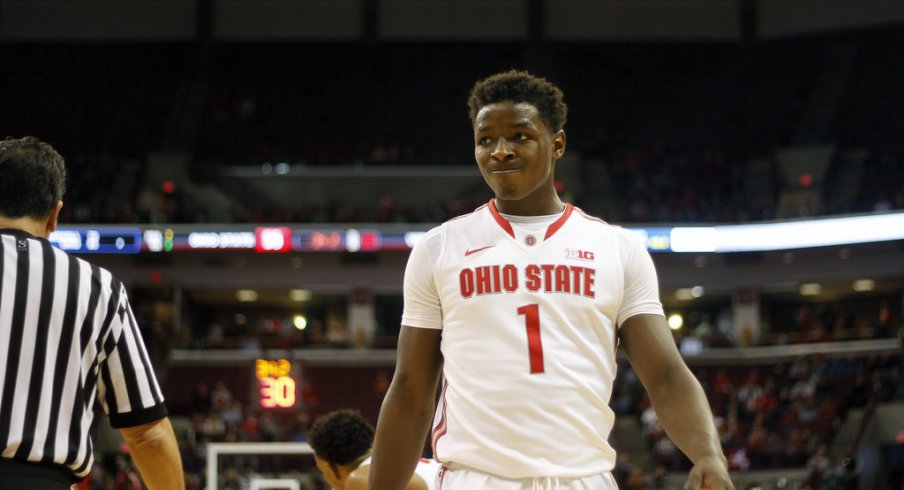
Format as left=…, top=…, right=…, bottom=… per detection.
left=474, top=101, right=565, bottom=213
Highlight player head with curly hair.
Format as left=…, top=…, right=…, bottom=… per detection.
left=467, top=70, right=568, bottom=216
left=467, top=69, right=567, bottom=133
left=309, top=409, right=374, bottom=488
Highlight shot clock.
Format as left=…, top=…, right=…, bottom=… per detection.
left=254, top=359, right=297, bottom=409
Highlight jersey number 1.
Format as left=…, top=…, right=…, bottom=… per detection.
left=517, top=304, right=545, bottom=374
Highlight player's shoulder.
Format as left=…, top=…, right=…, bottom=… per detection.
left=347, top=464, right=370, bottom=490
left=411, top=224, right=444, bottom=255
left=415, top=202, right=491, bottom=251
left=350, top=462, right=430, bottom=490
left=571, top=206, right=608, bottom=226
left=570, top=206, right=621, bottom=236
left=570, top=207, right=648, bottom=249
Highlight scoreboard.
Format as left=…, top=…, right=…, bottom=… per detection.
left=47, top=212, right=904, bottom=254
left=49, top=228, right=142, bottom=254
left=49, top=226, right=419, bottom=254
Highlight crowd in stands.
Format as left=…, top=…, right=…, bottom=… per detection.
left=176, top=31, right=904, bottom=225
left=670, top=298, right=901, bottom=351
left=193, top=312, right=348, bottom=351
left=829, top=29, right=904, bottom=149
left=161, top=295, right=900, bottom=357
left=595, top=149, right=756, bottom=224
left=195, top=43, right=516, bottom=169
left=586, top=147, right=899, bottom=224
left=155, top=360, right=392, bottom=489
left=3, top=32, right=903, bottom=226
left=104, top=350, right=901, bottom=489
left=828, top=150, right=904, bottom=216
left=130, top=293, right=901, bottom=486
left=5, top=22, right=903, bottom=490
left=86, top=288, right=904, bottom=488
left=611, top=354, right=902, bottom=488
left=767, top=300, right=901, bottom=345
left=133, top=185, right=493, bottom=225
left=0, top=43, right=185, bottom=226
left=114, top=143, right=904, bottom=226
left=178, top=381, right=322, bottom=489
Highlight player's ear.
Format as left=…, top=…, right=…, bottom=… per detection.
left=553, top=130, right=566, bottom=160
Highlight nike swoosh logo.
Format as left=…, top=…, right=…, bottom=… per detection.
left=464, top=245, right=495, bottom=256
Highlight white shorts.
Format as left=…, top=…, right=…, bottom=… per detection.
left=437, top=467, right=618, bottom=490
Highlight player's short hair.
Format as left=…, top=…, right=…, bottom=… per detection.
left=467, top=69, right=568, bottom=132
left=0, top=136, right=66, bottom=220
left=308, top=409, right=374, bottom=466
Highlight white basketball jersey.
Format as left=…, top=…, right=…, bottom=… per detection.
left=414, top=457, right=443, bottom=490
left=402, top=200, right=664, bottom=478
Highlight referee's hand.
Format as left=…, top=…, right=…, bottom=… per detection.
left=687, top=455, right=734, bottom=490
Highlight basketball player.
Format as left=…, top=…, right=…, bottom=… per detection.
left=309, top=409, right=440, bottom=490
left=368, top=71, right=733, bottom=490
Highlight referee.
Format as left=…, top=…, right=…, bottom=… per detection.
left=0, top=137, right=183, bottom=489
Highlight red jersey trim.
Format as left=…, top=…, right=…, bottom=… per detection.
left=431, top=380, right=450, bottom=460
left=487, top=199, right=576, bottom=241
left=544, top=203, right=574, bottom=240
left=487, top=199, right=516, bottom=238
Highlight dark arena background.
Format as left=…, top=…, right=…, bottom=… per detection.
left=2, top=1, right=904, bottom=488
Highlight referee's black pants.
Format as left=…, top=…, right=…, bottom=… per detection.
left=0, top=458, right=74, bottom=489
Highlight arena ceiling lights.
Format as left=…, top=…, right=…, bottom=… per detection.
left=665, top=212, right=904, bottom=253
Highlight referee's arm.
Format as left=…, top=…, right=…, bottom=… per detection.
left=101, top=285, right=184, bottom=489
left=119, top=417, right=182, bottom=490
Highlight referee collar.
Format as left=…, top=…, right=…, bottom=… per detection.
left=0, top=227, right=39, bottom=239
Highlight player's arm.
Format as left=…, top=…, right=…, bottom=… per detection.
left=620, top=313, right=733, bottom=490
left=368, top=326, right=443, bottom=490
left=119, top=417, right=184, bottom=490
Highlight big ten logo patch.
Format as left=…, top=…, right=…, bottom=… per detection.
left=565, top=248, right=594, bottom=261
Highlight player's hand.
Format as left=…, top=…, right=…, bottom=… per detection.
left=687, top=455, right=734, bottom=490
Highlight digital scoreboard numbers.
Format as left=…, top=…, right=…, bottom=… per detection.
left=294, top=230, right=344, bottom=251
left=50, top=227, right=141, bottom=254
left=254, top=359, right=297, bottom=409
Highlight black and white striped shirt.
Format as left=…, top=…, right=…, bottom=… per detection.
left=0, top=228, right=167, bottom=479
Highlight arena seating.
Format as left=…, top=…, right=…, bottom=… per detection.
left=3, top=34, right=902, bottom=225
